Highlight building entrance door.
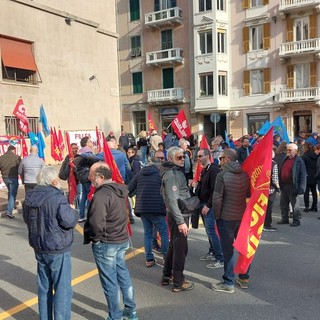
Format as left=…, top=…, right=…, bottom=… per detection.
left=293, top=112, right=312, bottom=137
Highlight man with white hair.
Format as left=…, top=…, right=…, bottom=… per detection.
left=19, top=145, right=45, bottom=194
left=278, top=143, right=306, bottom=227
left=23, top=166, right=78, bottom=320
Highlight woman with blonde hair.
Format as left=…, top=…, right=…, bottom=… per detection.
left=137, top=131, right=148, bottom=165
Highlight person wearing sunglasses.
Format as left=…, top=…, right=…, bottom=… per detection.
left=160, top=146, right=194, bottom=292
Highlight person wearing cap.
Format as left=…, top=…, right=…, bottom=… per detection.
left=149, top=130, right=163, bottom=158
left=0, top=145, right=21, bottom=218
left=106, top=131, right=116, bottom=141
left=306, top=132, right=318, bottom=146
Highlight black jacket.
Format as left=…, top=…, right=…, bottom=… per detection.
left=84, top=183, right=129, bottom=244
left=128, top=165, right=166, bottom=216
left=23, top=185, right=78, bottom=254
left=302, top=151, right=317, bottom=185
left=237, top=145, right=253, bottom=164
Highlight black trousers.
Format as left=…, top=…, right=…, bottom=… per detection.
left=303, top=184, right=317, bottom=209
left=264, top=192, right=276, bottom=227
left=280, top=184, right=299, bottom=221
left=163, top=213, right=189, bottom=287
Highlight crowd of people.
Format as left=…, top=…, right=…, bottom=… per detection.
left=1, top=128, right=319, bottom=320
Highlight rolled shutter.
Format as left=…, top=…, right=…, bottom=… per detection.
left=309, top=14, right=317, bottom=39
left=243, top=27, right=249, bottom=53
left=263, top=23, right=270, bottom=49
left=310, top=62, right=317, bottom=87
left=263, top=68, right=271, bottom=93
left=243, top=70, right=250, bottom=95
left=287, top=19, right=294, bottom=42
left=287, top=65, right=294, bottom=89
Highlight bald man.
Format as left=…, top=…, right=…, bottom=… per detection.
left=19, top=145, right=45, bottom=194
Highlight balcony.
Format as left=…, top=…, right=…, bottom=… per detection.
left=279, top=0, right=320, bottom=15
left=147, top=88, right=184, bottom=103
left=146, top=48, right=183, bottom=66
left=279, top=87, right=320, bottom=103
left=279, top=38, right=320, bottom=57
left=145, top=7, right=182, bottom=28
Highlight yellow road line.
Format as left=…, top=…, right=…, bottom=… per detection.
left=0, top=246, right=144, bottom=320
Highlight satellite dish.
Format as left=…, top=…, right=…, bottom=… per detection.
left=210, top=113, right=221, bottom=124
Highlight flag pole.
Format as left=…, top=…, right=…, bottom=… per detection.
left=166, top=122, right=172, bottom=130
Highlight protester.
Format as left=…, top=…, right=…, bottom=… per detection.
left=127, top=147, right=142, bottom=176
left=160, top=146, right=194, bottom=292
left=84, top=162, right=138, bottom=320
left=210, top=137, right=223, bottom=165
left=0, top=145, right=21, bottom=218
left=119, top=131, right=130, bottom=152
left=23, top=166, right=78, bottom=320
left=161, top=129, right=173, bottom=150
left=18, top=145, right=45, bottom=194
left=278, top=143, right=306, bottom=227
left=212, top=149, right=250, bottom=293
left=179, top=138, right=193, bottom=182
left=149, top=130, right=163, bottom=158
left=137, top=131, right=148, bottom=165
left=106, top=131, right=116, bottom=141
left=237, top=137, right=253, bottom=164
left=306, top=132, right=318, bottom=146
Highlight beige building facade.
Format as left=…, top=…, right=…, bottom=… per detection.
left=0, top=0, right=121, bottom=163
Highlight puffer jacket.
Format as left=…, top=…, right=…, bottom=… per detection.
left=128, top=164, right=166, bottom=216
left=18, top=154, right=44, bottom=183
left=23, top=185, right=78, bottom=254
left=84, top=183, right=129, bottom=244
left=160, top=161, right=190, bottom=225
left=213, top=161, right=250, bottom=220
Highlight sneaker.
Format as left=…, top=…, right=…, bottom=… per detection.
left=303, top=207, right=309, bottom=212
left=206, top=260, right=224, bottom=269
left=145, top=259, right=156, bottom=268
left=78, top=218, right=86, bottom=223
left=152, top=245, right=162, bottom=254
left=211, top=281, right=234, bottom=293
left=123, top=308, right=138, bottom=320
left=277, top=220, right=289, bottom=225
left=290, top=220, right=300, bottom=227
left=6, top=213, right=14, bottom=219
left=199, top=252, right=215, bottom=261
left=172, top=280, right=194, bottom=292
left=161, top=276, right=173, bottom=286
left=236, top=278, right=249, bottom=289
left=263, top=226, right=278, bottom=232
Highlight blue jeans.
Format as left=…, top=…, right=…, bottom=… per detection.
left=141, top=214, right=169, bottom=260
left=36, top=252, right=72, bottom=320
left=217, top=219, right=241, bottom=287
left=3, top=177, right=18, bottom=214
left=79, top=181, right=91, bottom=219
left=92, top=240, right=136, bottom=320
left=140, top=146, right=148, bottom=165
left=201, top=205, right=223, bottom=261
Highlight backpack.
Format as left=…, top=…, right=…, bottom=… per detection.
left=59, top=157, right=69, bottom=181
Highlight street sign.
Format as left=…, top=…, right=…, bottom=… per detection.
left=210, top=113, right=221, bottom=124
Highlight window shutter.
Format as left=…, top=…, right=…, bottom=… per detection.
left=243, top=27, right=249, bottom=53
left=243, top=70, right=250, bottom=96
left=263, top=0, right=269, bottom=4
left=310, top=62, right=317, bottom=87
left=243, top=0, right=249, bottom=9
left=287, top=19, right=294, bottom=42
left=154, top=0, right=160, bottom=11
left=287, top=65, right=294, bottom=89
left=263, top=23, right=271, bottom=49
left=263, top=68, right=271, bottom=93
left=309, top=14, right=317, bottom=39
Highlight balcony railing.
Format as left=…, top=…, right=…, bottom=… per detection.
left=279, top=87, right=320, bottom=103
left=147, top=88, right=184, bottom=103
left=146, top=48, right=183, bottom=66
left=279, top=0, right=320, bottom=11
left=279, top=38, right=320, bottom=56
left=145, top=7, right=182, bottom=28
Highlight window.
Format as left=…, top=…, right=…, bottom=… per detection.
left=243, top=68, right=270, bottom=95
left=243, top=0, right=269, bottom=9
left=0, top=36, right=40, bottom=85
left=199, top=0, right=212, bottom=12
left=218, top=71, right=227, bottom=95
left=217, top=0, right=225, bottom=11
left=130, top=0, right=140, bottom=21
left=163, top=68, right=174, bottom=89
left=132, top=72, right=143, bottom=94
left=248, top=114, right=269, bottom=134
left=5, top=116, right=38, bottom=136
left=133, top=111, right=146, bottom=135
left=251, top=0, right=263, bottom=7
left=199, top=31, right=213, bottom=54
left=130, top=36, right=141, bottom=57
left=200, top=73, right=214, bottom=96
left=161, top=29, right=173, bottom=50
left=243, top=24, right=270, bottom=52
left=295, top=63, right=309, bottom=88
left=217, top=30, right=226, bottom=53
left=295, top=17, right=309, bottom=41
left=155, top=0, right=176, bottom=11
left=250, top=25, right=263, bottom=50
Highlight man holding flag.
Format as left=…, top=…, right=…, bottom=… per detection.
left=211, top=148, right=250, bottom=293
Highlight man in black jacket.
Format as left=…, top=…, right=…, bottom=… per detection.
left=84, top=162, right=138, bottom=320
left=237, top=137, right=253, bottom=164
left=191, top=148, right=223, bottom=268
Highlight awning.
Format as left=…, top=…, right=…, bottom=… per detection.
left=0, top=37, right=38, bottom=71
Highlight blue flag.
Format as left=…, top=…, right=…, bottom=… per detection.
left=258, top=120, right=271, bottom=135
left=40, top=105, right=50, bottom=137
left=37, top=131, right=46, bottom=159
left=270, top=116, right=290, bottom=143
left=28, top=131, right=38, bottom=146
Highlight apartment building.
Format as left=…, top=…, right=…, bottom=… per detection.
left=229, top=0, right=320, bottom=140
left=0, top=0, right=120, bottom=162
left=118, top=0, right=192, bottom=137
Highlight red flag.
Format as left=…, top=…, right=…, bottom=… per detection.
left=50, top=127, right=63, bottom=161
left=95, top=126, right=102, bottom=153
left=233, top=127, right=274, bottom=274
left=148, top=112, right=156, bottom=133
left=171, top=110, right=191, bottom=139
left=65, top=132, right=77, bottom=204
left=193, top=136, right=212, bottom=182
left=12, top=98, right=30, bottom=133
left=58, top=129, right=65, bottom=155
left=20, top=134, right=28, bottom=157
